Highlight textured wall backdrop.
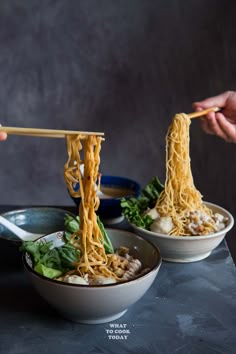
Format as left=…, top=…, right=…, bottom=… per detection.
left=0, top=1, right=236, bottom=230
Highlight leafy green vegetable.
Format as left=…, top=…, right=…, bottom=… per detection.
left=64, top=214, right=80, bottom=233
left=121, top=176, right=164, bottom=229
left=64, top=213, right=114, bottom=254
left=21, top=212, right=114, bottom=279
left=97, top=215, right=114, bottom=254
left=34, top=263, right=63, bottom=278
left=21, top=238, right=80, bottom=277
left=57, top=242, right=81, bottom=268
left=20, top=240, right=53, bottom=263
left=64, top=214, right=80, bottom=242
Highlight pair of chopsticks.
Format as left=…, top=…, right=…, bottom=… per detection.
left=188, top=107, right=220, bottom=119
left=0, top=107, right=219, bottom=138
left=0, top=126, right=104, bottom=138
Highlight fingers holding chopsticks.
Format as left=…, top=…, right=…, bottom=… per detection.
left=0, top=132, right=7, bottom=141
left=193, top=91, right=236, bottom=143
left=0, top=124, right=7, bottom=141
left=2, top=91, right=236, bottom=144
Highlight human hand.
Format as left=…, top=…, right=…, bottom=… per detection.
left=193, top=91, right=236, bottom=143
left=0, top=133, right=7, bottom=140
left=0, top=125, right=7, bottom=141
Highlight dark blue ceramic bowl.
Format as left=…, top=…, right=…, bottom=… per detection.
left=0, top=207, right=76, bottom=268
left=0, top=207, right=76, bottom=243
left=71, top=175, right=141, bottom=224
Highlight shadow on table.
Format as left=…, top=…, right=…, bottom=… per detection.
left=0, top=283, right=64, bottom=324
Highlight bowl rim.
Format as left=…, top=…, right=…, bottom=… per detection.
left=131, top=202, right=234, bottom=241
left=1, top=206, right=76, bottom=216
left=22, top=228, right=162, bottom=288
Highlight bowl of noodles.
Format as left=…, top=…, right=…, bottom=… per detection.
left=127, top=202, right=234, bottom=263
left=21, top=133, right=161, bottom=324
left=121, top=113, right=234, bottom=263
left=22, top=228, right=162, bottom=324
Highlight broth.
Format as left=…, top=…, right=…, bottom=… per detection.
left=100, top=185, right=135, bottom=199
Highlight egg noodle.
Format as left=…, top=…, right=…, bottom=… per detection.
left=155, top=113, right=216, bottom=236
left=64, top=135, right=126, bottom=279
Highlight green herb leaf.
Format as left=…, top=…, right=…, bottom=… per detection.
left=121, top=176, right=164, bottom=229
left=97, top=215, right=114, bottom=254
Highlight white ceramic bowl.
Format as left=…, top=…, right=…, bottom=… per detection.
left=23, top=229, right=162, bottom=324
left=131, top=202, right=234, bottom=263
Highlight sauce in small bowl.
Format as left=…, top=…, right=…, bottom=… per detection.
left=100, top=186, right=136, bottom=199
left=71, top=175, right=141, bottom=224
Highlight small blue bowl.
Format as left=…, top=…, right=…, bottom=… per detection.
left=71, top=175, right=141, bottom=224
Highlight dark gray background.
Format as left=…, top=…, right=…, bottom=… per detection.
left=0, top=0, right=236, bottom=223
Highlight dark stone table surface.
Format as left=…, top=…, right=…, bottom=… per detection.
left=0, top=205, right=235, bottom=354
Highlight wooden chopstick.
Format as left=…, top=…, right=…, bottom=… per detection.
left=188, top=107, right=220, bottom=119
left=0, top=126, right=104, bottom=138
